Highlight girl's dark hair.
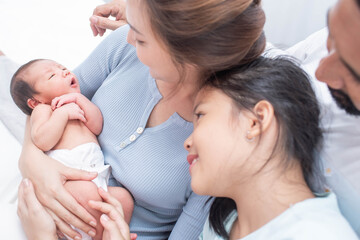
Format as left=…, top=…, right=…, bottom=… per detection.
left=144, top=0, right=266, bottom=75
left=10, top=59, right=43, bottom=115
left=206, top=56, right=323, bottom=238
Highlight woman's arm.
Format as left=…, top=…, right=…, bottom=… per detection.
left=168, top=192, right=213, bottom=240
left=19, top=117, right=98, bottom=239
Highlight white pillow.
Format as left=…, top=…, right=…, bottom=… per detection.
left=0, top=56, right=25, bottom=143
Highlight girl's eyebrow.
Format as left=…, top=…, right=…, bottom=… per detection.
left=193, top=101, right=205, bottom=113
left=128, top=22, right=144, bottom=36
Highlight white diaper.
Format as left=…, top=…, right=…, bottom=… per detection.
left=47, top=143, right=110, bottom=240
left=46, top=142, right=110, bottom=191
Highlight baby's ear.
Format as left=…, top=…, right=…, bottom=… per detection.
left=27, top=98, right=40, bottom=109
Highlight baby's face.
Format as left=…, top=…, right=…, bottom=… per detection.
left=26, top=60, right=80, bottom=104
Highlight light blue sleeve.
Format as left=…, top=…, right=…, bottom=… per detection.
left=168, top=192, right=213, bottom=240
left=73, top=25, right=131, bottom=100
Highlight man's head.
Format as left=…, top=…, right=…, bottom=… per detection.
left=315, top=0, right=360, bottom=115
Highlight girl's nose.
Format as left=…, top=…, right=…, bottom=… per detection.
left=184, top=135, right=192, bottom=151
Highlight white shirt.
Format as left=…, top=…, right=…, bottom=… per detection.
left=200, top=193, right=358, bottom=240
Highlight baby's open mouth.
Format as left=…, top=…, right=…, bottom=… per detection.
left=70, top=77, right=76, bottom=86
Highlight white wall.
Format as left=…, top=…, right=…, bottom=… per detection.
left=263, top=0, right=337, bottom=48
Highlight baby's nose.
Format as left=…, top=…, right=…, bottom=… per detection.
left=63, top=70, right=70, bottom=77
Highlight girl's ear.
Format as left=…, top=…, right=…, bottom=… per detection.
left=27, top=98, right=40, bottom=109
left=245, top=100, right=274, bottom=140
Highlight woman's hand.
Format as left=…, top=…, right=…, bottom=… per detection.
left=19, top=118, right=99, bottom=239
left=89, top=188, right=137, bottom=240
left=17, top=178, right=57, bottom=240
left=90, top=0, right=127, bottom=37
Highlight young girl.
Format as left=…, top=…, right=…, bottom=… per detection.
left=184, top=56, right=358, bottom=239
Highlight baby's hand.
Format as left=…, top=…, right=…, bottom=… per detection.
left=51, top=93, right=81, bottom=110
left=56, top=102, right=86, bottom=122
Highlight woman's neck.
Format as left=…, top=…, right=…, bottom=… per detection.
left=229, top=162, right=314, bottom=239
left=154, top=69, right=203, bottom=122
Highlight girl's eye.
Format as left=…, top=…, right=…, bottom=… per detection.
left=49, top=74, right=55, bottom=79
left=194, top=112, right=204, bottom=119
left=136, top=40, right=145, bottom=45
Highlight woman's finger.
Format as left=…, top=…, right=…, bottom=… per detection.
left=90, top=22, right=99, bottom=36
left=63, top=166, right=97, bottom=182
left=98, top=187, right=124, bottom=216
left=46, top=209, right=82, bottom=240
left=89, top=199, right=130, bottom=238
left=130, top=233, right=138, bottom=240
left=21, top=179, right=45, bottom=211
left=17, top=179, right=27, bottom=217
left=100, top=214, right=130, bottom=240
left=51, top=187, right=97, bottom=236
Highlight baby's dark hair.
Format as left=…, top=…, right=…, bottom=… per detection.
left=205, top=56, right=323, bottom=238
left=10, top=59, right=43, bottom=115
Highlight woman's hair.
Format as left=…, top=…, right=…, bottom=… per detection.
left=144, top=0, right=266, bottom=75
left=205, top=56, right=323, bottom=238
left=10, top=59, right=42, bottom=115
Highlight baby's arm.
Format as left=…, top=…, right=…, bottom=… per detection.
left=52, top=93, right=103, bottom=135
left=31, top=103, right=86, bottom=151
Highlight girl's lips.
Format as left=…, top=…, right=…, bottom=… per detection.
left=187, top=154, right=199, bottom=165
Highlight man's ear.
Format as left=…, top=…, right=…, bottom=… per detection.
left=246, top=100, right=274, bottom=139
left=27, top=98, right=40, bottom=109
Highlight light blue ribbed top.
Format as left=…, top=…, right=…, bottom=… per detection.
left=73, top=25, right=211, bottom=240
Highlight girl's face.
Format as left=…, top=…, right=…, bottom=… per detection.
left=126, top=0, right=180, bottom=83
left=184, top=87, right=254, bottom=197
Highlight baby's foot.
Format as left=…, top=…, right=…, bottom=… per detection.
left=0, top=50, right=4, bottom=56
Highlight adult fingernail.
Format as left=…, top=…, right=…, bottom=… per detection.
left=23, top=178, right=30, bottom=187
left=101, top=214, right=109, bottom=221
left=90, top=16, right=98, bottom=24
left=74, top=236, right=81, bottom=240
left=90, top=220, right=96, bottom=227
left=88, top=230, right=96, bottom=237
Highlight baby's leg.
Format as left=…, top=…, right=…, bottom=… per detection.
left=108, top=187, right=134, bottom=224
left=64, top=180, right=104, bottom=240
